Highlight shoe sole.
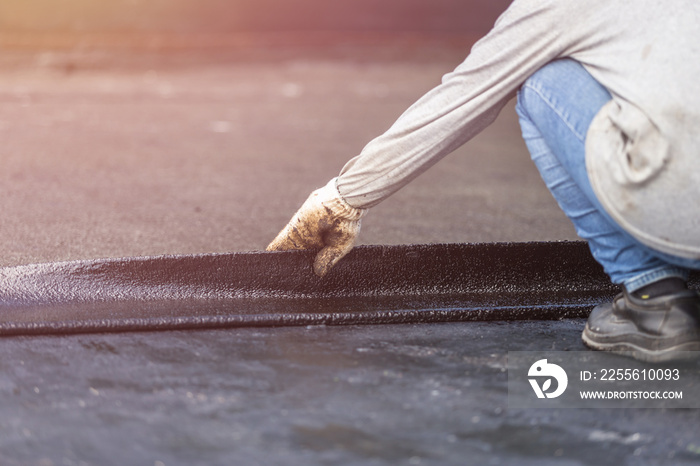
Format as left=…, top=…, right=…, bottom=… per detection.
left=582, top=324, right=700, bottom=363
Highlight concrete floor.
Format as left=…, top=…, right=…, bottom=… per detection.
left=1, top=42, right=698, bottom=466
left=0, top=42, right=577, bottom=268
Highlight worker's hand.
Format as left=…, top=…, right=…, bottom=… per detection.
left=266, top=178, right=367, bottom=277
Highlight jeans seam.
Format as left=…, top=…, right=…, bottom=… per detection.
left=521, top=82, right=586, bottom=143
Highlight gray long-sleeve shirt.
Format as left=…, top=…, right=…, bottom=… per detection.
left=335, top=0, right=700, bottom=260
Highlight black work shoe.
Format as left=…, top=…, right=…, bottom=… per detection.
left=582, top=287, right=700, bottom=363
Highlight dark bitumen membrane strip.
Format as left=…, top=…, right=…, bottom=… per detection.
left=0, top=241, right=697, bottom=336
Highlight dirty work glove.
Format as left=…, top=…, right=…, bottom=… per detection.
left=266, top=178, right=367, bottom=277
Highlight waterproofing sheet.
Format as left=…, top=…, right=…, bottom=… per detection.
left=3, top=241, right=696, bottom=336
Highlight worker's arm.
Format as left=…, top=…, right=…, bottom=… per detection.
left=337, top=0, right=574, bottom=208
left=268, top=0, right=578, bottom=275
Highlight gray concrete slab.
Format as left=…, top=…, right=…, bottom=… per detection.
left=0, top=40, right=576, bottom=268
left=3, top=323, right=700, bottom=466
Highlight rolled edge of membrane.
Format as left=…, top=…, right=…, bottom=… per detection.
left=0, top=242, right=696, bottom=335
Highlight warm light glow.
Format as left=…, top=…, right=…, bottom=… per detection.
left=0, top=0, right=511, bottom=44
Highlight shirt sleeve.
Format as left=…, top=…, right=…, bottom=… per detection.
left=336, top=0, right=572, bottom=208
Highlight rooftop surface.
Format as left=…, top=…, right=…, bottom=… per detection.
left=1, top=2, right=699, bottom=464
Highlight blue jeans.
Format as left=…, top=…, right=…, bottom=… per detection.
left=516, top=59, right=699, bottom=292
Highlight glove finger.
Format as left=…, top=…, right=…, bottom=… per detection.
left=313, top=243, right=354, bottom=277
